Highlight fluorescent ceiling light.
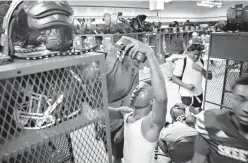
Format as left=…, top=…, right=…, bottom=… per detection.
left=197, top=2, right=214, bottom=7
left=197, top=1, right=222, bottom=8
left=164, top=0, right=172, bottom=2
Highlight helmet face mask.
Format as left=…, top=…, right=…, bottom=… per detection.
left=12, top=67, right=86, bottom=130
left=14, top=90, right=64, bottom=130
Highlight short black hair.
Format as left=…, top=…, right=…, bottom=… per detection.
left=232, top=76, right=248, bottom=91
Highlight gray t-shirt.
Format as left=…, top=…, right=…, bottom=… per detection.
left=159, top=121, right=198, bottom=146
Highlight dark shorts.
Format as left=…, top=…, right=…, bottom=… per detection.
left=181, top=94, right=203, bottom=108
left=99, top=125, right=124, bottom=159
left=110, top=125, right=124, bottom=159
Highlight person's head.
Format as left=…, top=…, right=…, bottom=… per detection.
left=202, top=30, right=207, bottom=35
left=130, top=81, right=154, bottom=109
left=192, top=32, right=198, bottom=38
left=231, top=76, right=248, bottom=126
left=186, top=43, right=204, bottom=62
left=170, top=104, right=186, bottom=122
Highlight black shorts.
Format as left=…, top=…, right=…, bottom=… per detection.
left=181, top=94, right=203, bottom=108
left=99, top=125, right=124, bottom=159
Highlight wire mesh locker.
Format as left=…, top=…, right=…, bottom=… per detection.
left=203, top=32, right=248, bottom=111
left=0, top=53, right=112, bottom=163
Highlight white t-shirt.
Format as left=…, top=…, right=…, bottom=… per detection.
left=173, top=56, right=207, bottom=97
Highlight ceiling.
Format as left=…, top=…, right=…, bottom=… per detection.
left=68, top=1, right=248, bottom=8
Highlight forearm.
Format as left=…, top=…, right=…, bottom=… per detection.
left=201, top=69, right=212, bottom=80
left=108, top=107, right=122, bottom=119
left=172, top=75, right=188, bottom=88
left=146, top=51, right=167, bottom=102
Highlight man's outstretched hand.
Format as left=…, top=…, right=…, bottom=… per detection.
left=119, top=106, right=133, bottom=115
left=123, top=38, right=154, bottom=59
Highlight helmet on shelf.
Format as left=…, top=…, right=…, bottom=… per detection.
left=1, top=0, right=74, bottom=57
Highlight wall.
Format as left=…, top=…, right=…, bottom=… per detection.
left=69, top=1, right=248, bottom=22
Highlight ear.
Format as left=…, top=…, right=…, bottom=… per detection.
left=150, top=99, right=155, bottom=105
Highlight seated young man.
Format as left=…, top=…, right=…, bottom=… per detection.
left=192, top=76, right=248, bottom=163
left=159, top=103, right=198, bottom=146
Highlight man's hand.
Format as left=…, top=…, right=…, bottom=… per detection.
left=207, top=71, right=213, bottom=80
left=119, top=106, right=133, bottom=116
left=192, top=63, right=203, bottom=72
left=108, top=106, right=133, bottom=120
left=114, top=128, right=124, bottom=143
left=185, top=84, right=196, bottom=91
left=124, top=40, right=153, bottom=58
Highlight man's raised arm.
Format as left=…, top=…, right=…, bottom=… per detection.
left=123, top=38, right=167, bottom=129
left=147, top=50, right=168, bottom=128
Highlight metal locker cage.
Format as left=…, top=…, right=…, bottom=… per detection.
left=203, top=32, right=248, bottom=110
left=0, top=53, right=112, bottom=163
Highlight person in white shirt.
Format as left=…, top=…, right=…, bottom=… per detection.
left=172, top=43, right=212, bottom=107
left=107, top=38, right=168, bottom=163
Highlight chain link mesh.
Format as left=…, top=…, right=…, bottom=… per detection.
left=0, top=58, right=111, bottom=163
left=204, top=33, right=248, bottom=110
left=204, top=59, right=225, bottom=110
left=204, top=59, right=248, bottom=110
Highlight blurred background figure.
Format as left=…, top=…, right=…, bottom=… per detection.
left=189, top=32, right=202, bottom=45
left=171, top=28, right=186, bottom=54
left=165, top=28, right=187, bottom=80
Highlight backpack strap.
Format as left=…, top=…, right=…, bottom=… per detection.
left=179, top=57, right=187, bottom=80
left=200, top=58, right=204, bottom=66
left=178, top=57, right=187, bottom=91
left=178, top=58, right=204, bottom=92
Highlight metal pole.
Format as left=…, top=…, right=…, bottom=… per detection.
left=220, top=59, right=229, bottom=110
left=99, top=54, right=112, bottom=163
